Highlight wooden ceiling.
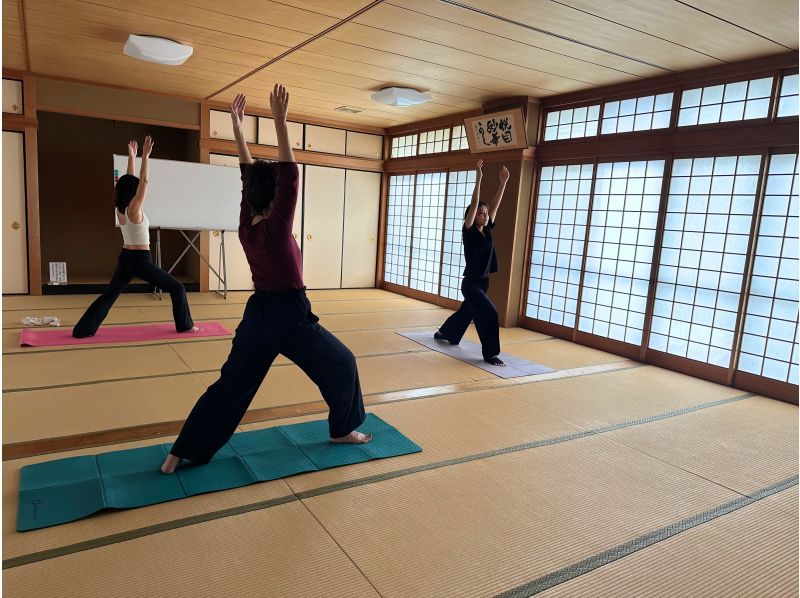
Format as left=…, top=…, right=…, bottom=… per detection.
left=3, top=0, right=797, bottom=128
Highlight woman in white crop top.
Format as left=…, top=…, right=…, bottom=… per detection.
left=72, top=136, right=198, bottom=338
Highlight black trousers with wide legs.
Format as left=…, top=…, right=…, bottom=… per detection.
left=438, top=276, right=501, bottom=360
left=72, top=249, right=193, bottom=338
left=169, top=289, right=366, bottom=464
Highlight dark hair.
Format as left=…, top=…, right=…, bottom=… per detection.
left=242, top=160, right=278, bottom=216
left=115, top=174, right=140, bottom=213
left=464, top=201, right=489, bottom=219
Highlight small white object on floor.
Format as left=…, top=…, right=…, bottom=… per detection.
left=21, top=316, right=61, bottom=327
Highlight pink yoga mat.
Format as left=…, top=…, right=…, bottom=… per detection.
left=19, top=322, right=232, bottom=347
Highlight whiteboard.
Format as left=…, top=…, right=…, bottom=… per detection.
left=113, top=155, right=244, bottom=231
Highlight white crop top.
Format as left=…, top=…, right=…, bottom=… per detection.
left=117, top=209, right=150, bottom=246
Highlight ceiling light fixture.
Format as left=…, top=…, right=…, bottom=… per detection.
left=123, top=34, right=193, bottom=66
left=371, top=87, right=431, bottom=107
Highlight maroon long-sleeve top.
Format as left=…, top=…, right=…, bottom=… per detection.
left=238, top=162, right=304, bottom=292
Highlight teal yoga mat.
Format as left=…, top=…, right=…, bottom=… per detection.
left=17, top=414, right=420, bottom=531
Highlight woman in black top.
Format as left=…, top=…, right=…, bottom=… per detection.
left=435, top=159, right=509, bottom=365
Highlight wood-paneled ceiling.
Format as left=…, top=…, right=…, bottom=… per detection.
left=3, top=0, right=797, bottom=128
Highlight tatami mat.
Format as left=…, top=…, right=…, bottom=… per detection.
left=3, top=289, right=797, bottom=598
left=604, top=395, right=799, bottom=495
left=761, top=485, right=799, bottom=520
left=505, top=337, right=624, bottom=369
left=3, top=375, right=208, bottom=445
left=500, top=364, right=748, bottom=429
left=4, top=344, right=191, bottom=390
left=169, top=329, right=427, bottom=372
left=247, top=387, right=582, bottom=495
left=4, top=501, right=380, bottom=598
left=196, top=351, right=494, bottom=411
left=317, top=308, right=453, bottom=331
left=2, top=436, right=291, bottom=560
left=2, top=294, right=146, bottom=310
left=1, top=289, right=395, bottom=312
left=301, top=435, right=739, bottom=598
left=537, top=499, right=798, bottom=598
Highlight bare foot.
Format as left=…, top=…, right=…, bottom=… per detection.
left=484, top=356, right=506, bottom=367
left=330, top=431, right=373, bottom=444
left=160, top=454, right=181, bottom=474
left=180, top=326, right=202, bottom=333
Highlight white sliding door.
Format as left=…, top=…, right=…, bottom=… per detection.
left=342, top=170, right=381, bottom=287
left=303, top=165, right=345, bottom=288
left=3, top=131, right=28, bottom=293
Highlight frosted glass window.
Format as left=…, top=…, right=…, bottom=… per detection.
left=384, top=175, right=415, bottom=285
left=679, top=77, right=773, bottom=126
left=543, top=105, right=600, bottom=141
left=777, top=74, right=799, bottom=117
left=419, top=128, right=451, bottom=155
left=650, top=155, right=761, bottom=367
left=450, top=125, right=469, bottom=151
left=602, top=93, right=673, bottom=134
left=739, top=153, right=799, bottom=384
left=440, top=170, right=477, bottom=300
left=526, top=163, right=593, bottom=326
left=579, top=160, right=665, bottom=344
left=410, top=172, right=447, bottom=294
left=390, top=134, right=418, bottom=158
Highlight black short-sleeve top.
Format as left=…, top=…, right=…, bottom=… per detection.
left=462, top=219, right=499, bottom=280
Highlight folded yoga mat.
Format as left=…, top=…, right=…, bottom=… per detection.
left=17, top=414, right=420, bottom=531
left=397, top=330, right=555, bottom=379
left=19, top=322, right=232, bottom=347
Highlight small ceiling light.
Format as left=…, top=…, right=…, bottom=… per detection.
left=371, top=87, right=431, bottom=107
left=123, top=34, right=193, bottom=66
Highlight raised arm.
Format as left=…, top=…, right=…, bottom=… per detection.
left=270, top=84, right=295, bottom=163
left=126, top=139, right=137, bottom=175
left=230, top=93, right=253, bottom=165
left=463, top=159, right=484, bottom=229
left=127, top=135, right=152, bottom=223
left=488, top=166, right=509, bottom=222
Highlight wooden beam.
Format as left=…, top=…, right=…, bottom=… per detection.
left=535, top=120, right=799, bottom=162
left=540, top=51, right=799, bottom=109
left=201, top=138, right=384, bottom=172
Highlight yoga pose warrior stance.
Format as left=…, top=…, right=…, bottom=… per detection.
left=162, top=85, right=371, bottom=474
left=73, top=136, right=197, bottom=338
left=434, top=159, right=509, bottom=366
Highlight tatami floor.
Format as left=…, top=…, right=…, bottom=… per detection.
left=2, top=289, right=797, bottom=597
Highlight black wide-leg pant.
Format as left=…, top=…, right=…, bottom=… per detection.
left=438, top=276, right=501, bottom=360
left=72, top=249, right=193, bottom=338
left=169, top=289, right=366, bottom=464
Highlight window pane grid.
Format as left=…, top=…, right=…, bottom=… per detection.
left=450, top=125, right=469, bottom=151
left=543, top=105, right=600, bottom=141
left=739, top=153, right=799, bottom=384
left=579, top=160, right=665, bottom=345
left=418, top=128, right=451, bottom=155
left=410, top=172, right=447, bottom=294
left=650, top=155, right=761, bottom=367
left=384, top=175, right=414, bottom=286
left=390, top=134, right=418, bottom=158
left=526, top=163, right=594, bottom=326
left=777, top=74, right=799, bottom=117
left=440, top=170, right=476, bottom=299
left=601, top=93, right=674, bottom=134
left=678, top=77, right=774, bottom=126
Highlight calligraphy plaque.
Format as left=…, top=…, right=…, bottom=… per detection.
left=464, top=108, right=528, bottom=153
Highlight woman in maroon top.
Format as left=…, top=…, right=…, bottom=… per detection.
left=161, top=85, right=371, bottom=473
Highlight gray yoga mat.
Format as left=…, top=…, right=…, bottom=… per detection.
left=398, top=330, right=555, bottom=378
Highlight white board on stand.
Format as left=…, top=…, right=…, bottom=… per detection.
left=113, top=155, right=243, bottom=231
